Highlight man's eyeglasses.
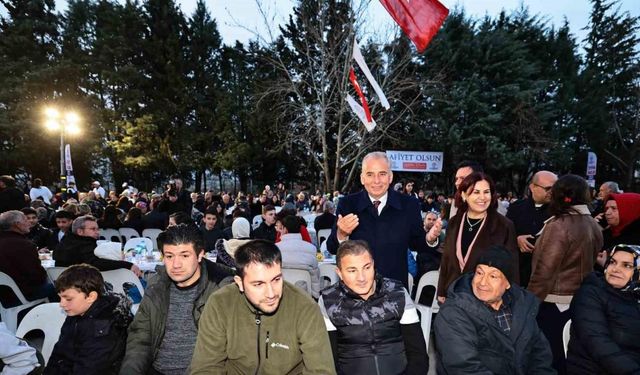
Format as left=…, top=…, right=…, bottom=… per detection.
left=533, top=183, right=553, bottom=192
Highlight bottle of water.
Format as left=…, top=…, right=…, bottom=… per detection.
left=134, top=243, right=144, bottom=261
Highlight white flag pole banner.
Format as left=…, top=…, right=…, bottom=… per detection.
left=386, top=150, right=444, bottom=172
left=352, top=40, right=390, bottom=110
left=586, top=151, right=597, bottom=187
left=64, top=144, right=76, bottom=185
left=346, top=95, right=377, bottom=132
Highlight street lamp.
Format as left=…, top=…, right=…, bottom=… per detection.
left=43, top=106, right=81, bottom=191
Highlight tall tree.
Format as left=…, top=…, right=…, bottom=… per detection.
left=578, top=0, right=640, bottom=189
left=0, top=0, right=61, bottom=181
left=184, top=0, right=222, bottom=190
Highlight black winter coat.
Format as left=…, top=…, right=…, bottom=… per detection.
left=602, top=218, right=640, bottom=252
left=44, top=293, right=133, bottom=375
left=566, top=272, right=640, bottom=375
left=54, top=233, right=133, bottom=271
left=434, top=273, right=555, bottom=375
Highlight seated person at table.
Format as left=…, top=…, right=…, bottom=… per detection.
left=21, top=207, right=51, bottom=249
left=45, top=264, right=133, bottom=375
left=0, top=210, right=56, bottom=305
left=252, top=204, right=277, bottom=242
left=190, top=240, right=336, bottom=374
left=46, top=210, right=75, bottom=250
left=318, top=240, right=428, bottom=375
left=567, top=244, right=640, bottom=374
left=200, top=206, right=224, bottom=252
left=119, top=224, right=234, bottom=375
left=277, top=215, right=321, bottom=298
left=53, top=215, right=142, bottom=277
left=434, top=245, right=554, bottom=374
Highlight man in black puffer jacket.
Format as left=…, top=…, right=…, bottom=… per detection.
left=435, top=245, right=555, bottom=375
left=318, top=240, right=428, bottom=375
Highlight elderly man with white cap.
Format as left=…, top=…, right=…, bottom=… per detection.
left=92, top=180, right=106, bottom=200
left=435, top=245, right=555, bottom=374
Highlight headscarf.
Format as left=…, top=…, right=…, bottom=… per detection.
left=604, top=244, right=640, bottom=297
left=231, top=217, right=251, bottom=239
left=606, top=193, right=640, bottom=237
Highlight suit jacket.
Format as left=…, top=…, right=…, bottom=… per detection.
left=327, top=189, right=435, bottom=286
left=437, top=210, right=518, bottom=297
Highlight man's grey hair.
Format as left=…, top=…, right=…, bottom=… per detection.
left=0, top=210, right=25, bottom=231
left=323, top=200, right=335, bottom=213
left=72, top=215, right=97, bottom=234
left=362, top=151, right=391, bottom=171
left=602, top=181, right=621, bottom=193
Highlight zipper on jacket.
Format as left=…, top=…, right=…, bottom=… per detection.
left=265, top=331, right=270, bottom=359
left=254, top=313, right=262, bottom=375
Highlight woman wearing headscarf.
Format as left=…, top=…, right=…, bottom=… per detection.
left=603, top=193, right=640, bottom=250
left=437, top=172, right=518, bottom=302
left=567, top=244, right=640, bottom=374
left=214, top=217, right=252, bottom=268
left=527, top=174, right=603, bottom=374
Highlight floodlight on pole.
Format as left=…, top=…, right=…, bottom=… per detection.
left=43, top=106, right=82, bottom=191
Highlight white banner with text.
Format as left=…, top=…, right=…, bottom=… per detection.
left=386, top=150, right=443, bottom=172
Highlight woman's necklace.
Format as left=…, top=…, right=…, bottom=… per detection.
left=466, top=214, right=485, bottom=232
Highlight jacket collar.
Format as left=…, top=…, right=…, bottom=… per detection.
left=446, top=273, right=538, bottom=339
left=355, top=189, right=402, bottom=213
left=543, top=204, right=592, bottom=225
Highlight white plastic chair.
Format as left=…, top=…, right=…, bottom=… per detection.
left=142, top=228, right=162, bottom=250
left=123, top=237, right=153, bottom=253
left=414, top=270, right=440, bottom=313
left=46, top=267, right=67, bottom=283
left=282, top=268, right=313, bottom=295
left=252, top=215, right=263, bottom=229
left=0, top=272, right=49, bottom=333
left=15, top=302, right=66, bottom=365
left=101, top=269, right=145, bottom=299
left=415, top=303, right=434, bottom=351
left=316, top=229, right=331, bottom=246
left=563, top=319, right=572, bottom=356
left=318, top=263, right=338, bottom=287
left=99, top=228, right=121, bottom=242
left=119, top=227, right=140, bottom=242
left=408, top=273, right=414, bottom=296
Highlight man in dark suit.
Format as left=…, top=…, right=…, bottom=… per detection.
left=326, top=152, right=441, bottom=287
left=506, top=170, right=557, bottom=288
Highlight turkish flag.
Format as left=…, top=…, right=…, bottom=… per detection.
left=379, top=0, right=449, bottom=52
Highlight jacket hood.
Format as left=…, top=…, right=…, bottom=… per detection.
left=86, top=293, right=133, bottom=328
left=224, top=238, right=252, bottom=257
left=607, top=193, right=640, bottom=237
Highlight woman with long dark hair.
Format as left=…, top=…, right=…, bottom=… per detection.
left=527, top=174, right=603, bottom=374
left=437, top=172, right=518, bottom=302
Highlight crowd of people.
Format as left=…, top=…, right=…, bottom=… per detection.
left=0, top=150, right=639, bottom=374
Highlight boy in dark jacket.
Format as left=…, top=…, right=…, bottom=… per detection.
left=44, top=264, right=132, bottom=375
